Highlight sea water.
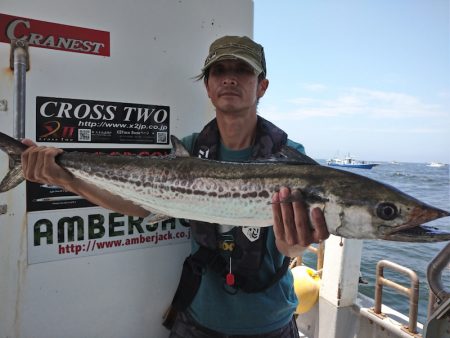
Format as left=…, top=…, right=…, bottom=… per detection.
left=305, top=161, right=450, bottom=325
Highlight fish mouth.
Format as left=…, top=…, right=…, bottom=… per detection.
left=382, top=225, right=450, bottom=242
left=381, top=206, right=450, bottom=242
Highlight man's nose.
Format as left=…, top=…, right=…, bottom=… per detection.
left=222, top=75, right=237, bottom=86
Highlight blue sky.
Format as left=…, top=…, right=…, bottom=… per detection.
left=254, top=0, right=449, bottom=163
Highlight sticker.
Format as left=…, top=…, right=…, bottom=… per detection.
left=0, top=13, right=110, bottom=56
left=36, top=96, right=170, bottom=144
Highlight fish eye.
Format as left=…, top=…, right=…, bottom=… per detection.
left=376, top=202, right=399, bottom=220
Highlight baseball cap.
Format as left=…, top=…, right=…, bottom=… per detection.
left=199, top=35, right=266, bottom=79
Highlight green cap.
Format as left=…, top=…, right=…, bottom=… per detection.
left=200, top=36, right=266, bottom=78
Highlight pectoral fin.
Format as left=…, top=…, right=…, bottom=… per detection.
left=141, top=212, right=172, bottom=225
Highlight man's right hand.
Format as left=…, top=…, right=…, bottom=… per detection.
left=21, top=139, right=74, bottom=188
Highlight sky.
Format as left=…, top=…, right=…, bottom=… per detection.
left=254, top=0, right=449, bottom=163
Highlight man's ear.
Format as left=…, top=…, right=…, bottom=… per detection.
left=204, top=77, right=211, bottom=98
left=257, top=78, right=269, bottom=98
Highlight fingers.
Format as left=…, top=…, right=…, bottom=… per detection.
left=22, top=146, right=46, bottom=183
left=21, top=138, right=37, bottom=147
left=272, top=190, right=284, bottom=240
left=290, top=189, right=313, bottom=246
left=21, top=145, right=64, bottom=184
left=272, top=187, right=329, bottom=248
left=310, top=207, right=329, bottom=243
left=280, top=187, right=311, bottom=246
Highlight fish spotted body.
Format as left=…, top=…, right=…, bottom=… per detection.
left=0, top=131, right=449, bottom=242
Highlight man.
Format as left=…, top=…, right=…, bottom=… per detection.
left=22, top=36, right=329, bottom=337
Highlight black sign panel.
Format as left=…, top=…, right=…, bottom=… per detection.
left=36, top=96, right=170, bottom=144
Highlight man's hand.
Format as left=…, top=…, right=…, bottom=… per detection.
left=21, top=139, right=74, bottom=188
left=272, top=187, right=329, bottom=257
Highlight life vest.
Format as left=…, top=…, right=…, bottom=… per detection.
left=164, top=116, right=291, bottom=328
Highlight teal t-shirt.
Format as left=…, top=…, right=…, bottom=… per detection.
left=179, top=133, right=304, bottom=335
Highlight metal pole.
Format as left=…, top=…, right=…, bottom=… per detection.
left=427, top=242, right=450, bottom=304
left=316, top=241, right=325, bottom=272
left=10, top=39, right=29, bottom=140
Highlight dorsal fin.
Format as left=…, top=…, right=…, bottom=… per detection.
left=277, top=145, right=318, bottom=164
left=170, top=135, right=191, bottom=157
left=252, top=145, right=319, bottom=165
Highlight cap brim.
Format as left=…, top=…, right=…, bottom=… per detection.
left=200, top=54, right=263, bottom=77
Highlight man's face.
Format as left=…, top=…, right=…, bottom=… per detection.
left=205, top=59, right=268, bottom=116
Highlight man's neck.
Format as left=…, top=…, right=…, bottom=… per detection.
left=216, top=112, right=257, bottom=150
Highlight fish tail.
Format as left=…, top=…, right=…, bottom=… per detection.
left=0, top=132, right=28, bottom=192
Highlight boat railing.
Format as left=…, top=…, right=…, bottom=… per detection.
left=293, top=242, right=431, bottom=338
left=370, top=260, right=420, bottom=335
left=423, top=242, right=450, bottom=338
left=290, top=242, right=325, bottom=274
left=426, top=242, right=450, bottom=308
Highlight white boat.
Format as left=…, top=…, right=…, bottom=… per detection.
left=327, top=155, right=379, bottom=169
left=427, top=162, right=447, bottom=168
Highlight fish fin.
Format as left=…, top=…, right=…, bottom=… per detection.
left=270, top=188, right=328, bottom=205
left=170, top=135, right=191, bottom=157
left=0, top=163, right=25, bottom=192
left=254, top=146, right=319, bottom=165
left=0, top=132, right=27, bottom=192
left=277, top=146, right=319, bottom=164
left=141, top=212, right=172, bottom=225
left=302, top=187, right=329, bottom=204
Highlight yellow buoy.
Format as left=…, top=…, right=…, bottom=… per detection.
left=291, top=265, right=321, bottom=314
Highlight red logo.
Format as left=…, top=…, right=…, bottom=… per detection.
left=40, top=121, right=75, bottom=140
left=0, top=13, right=110, bottom=56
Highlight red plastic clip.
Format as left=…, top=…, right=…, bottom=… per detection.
left=226, top=272, right=235, bottom=286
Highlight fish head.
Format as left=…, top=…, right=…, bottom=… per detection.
left=320, top=173, right=450, bottom=242
left=374, top=197, right=450, bottom=242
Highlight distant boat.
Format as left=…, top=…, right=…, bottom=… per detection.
left=427, top=162, right=447, bottom=168
left=327, top=155, right=379, bottom=169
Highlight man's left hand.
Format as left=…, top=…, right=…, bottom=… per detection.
left=272, top=187, right=329, bottom=257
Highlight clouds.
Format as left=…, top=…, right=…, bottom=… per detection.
left=301, top=83, right=327, bottom=92
left=262, top=84, right=448, bottom=121
left=258, top=83, right=449, bottom=162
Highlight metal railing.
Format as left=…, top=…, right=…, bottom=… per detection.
left=423, top=242, right=450, bottom=338
left=427, top=242, right=450, bottom=309
left=372, top=259, right=420, bottom=334
left=290, top=242, right=325, bottom=275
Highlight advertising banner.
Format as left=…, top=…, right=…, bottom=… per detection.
left=28, top=208, right=190, bottom=264
left=36, top=96, right=170, bottom=144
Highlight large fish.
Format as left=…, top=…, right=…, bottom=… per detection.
left=0, top=131, right=449, bottom=242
